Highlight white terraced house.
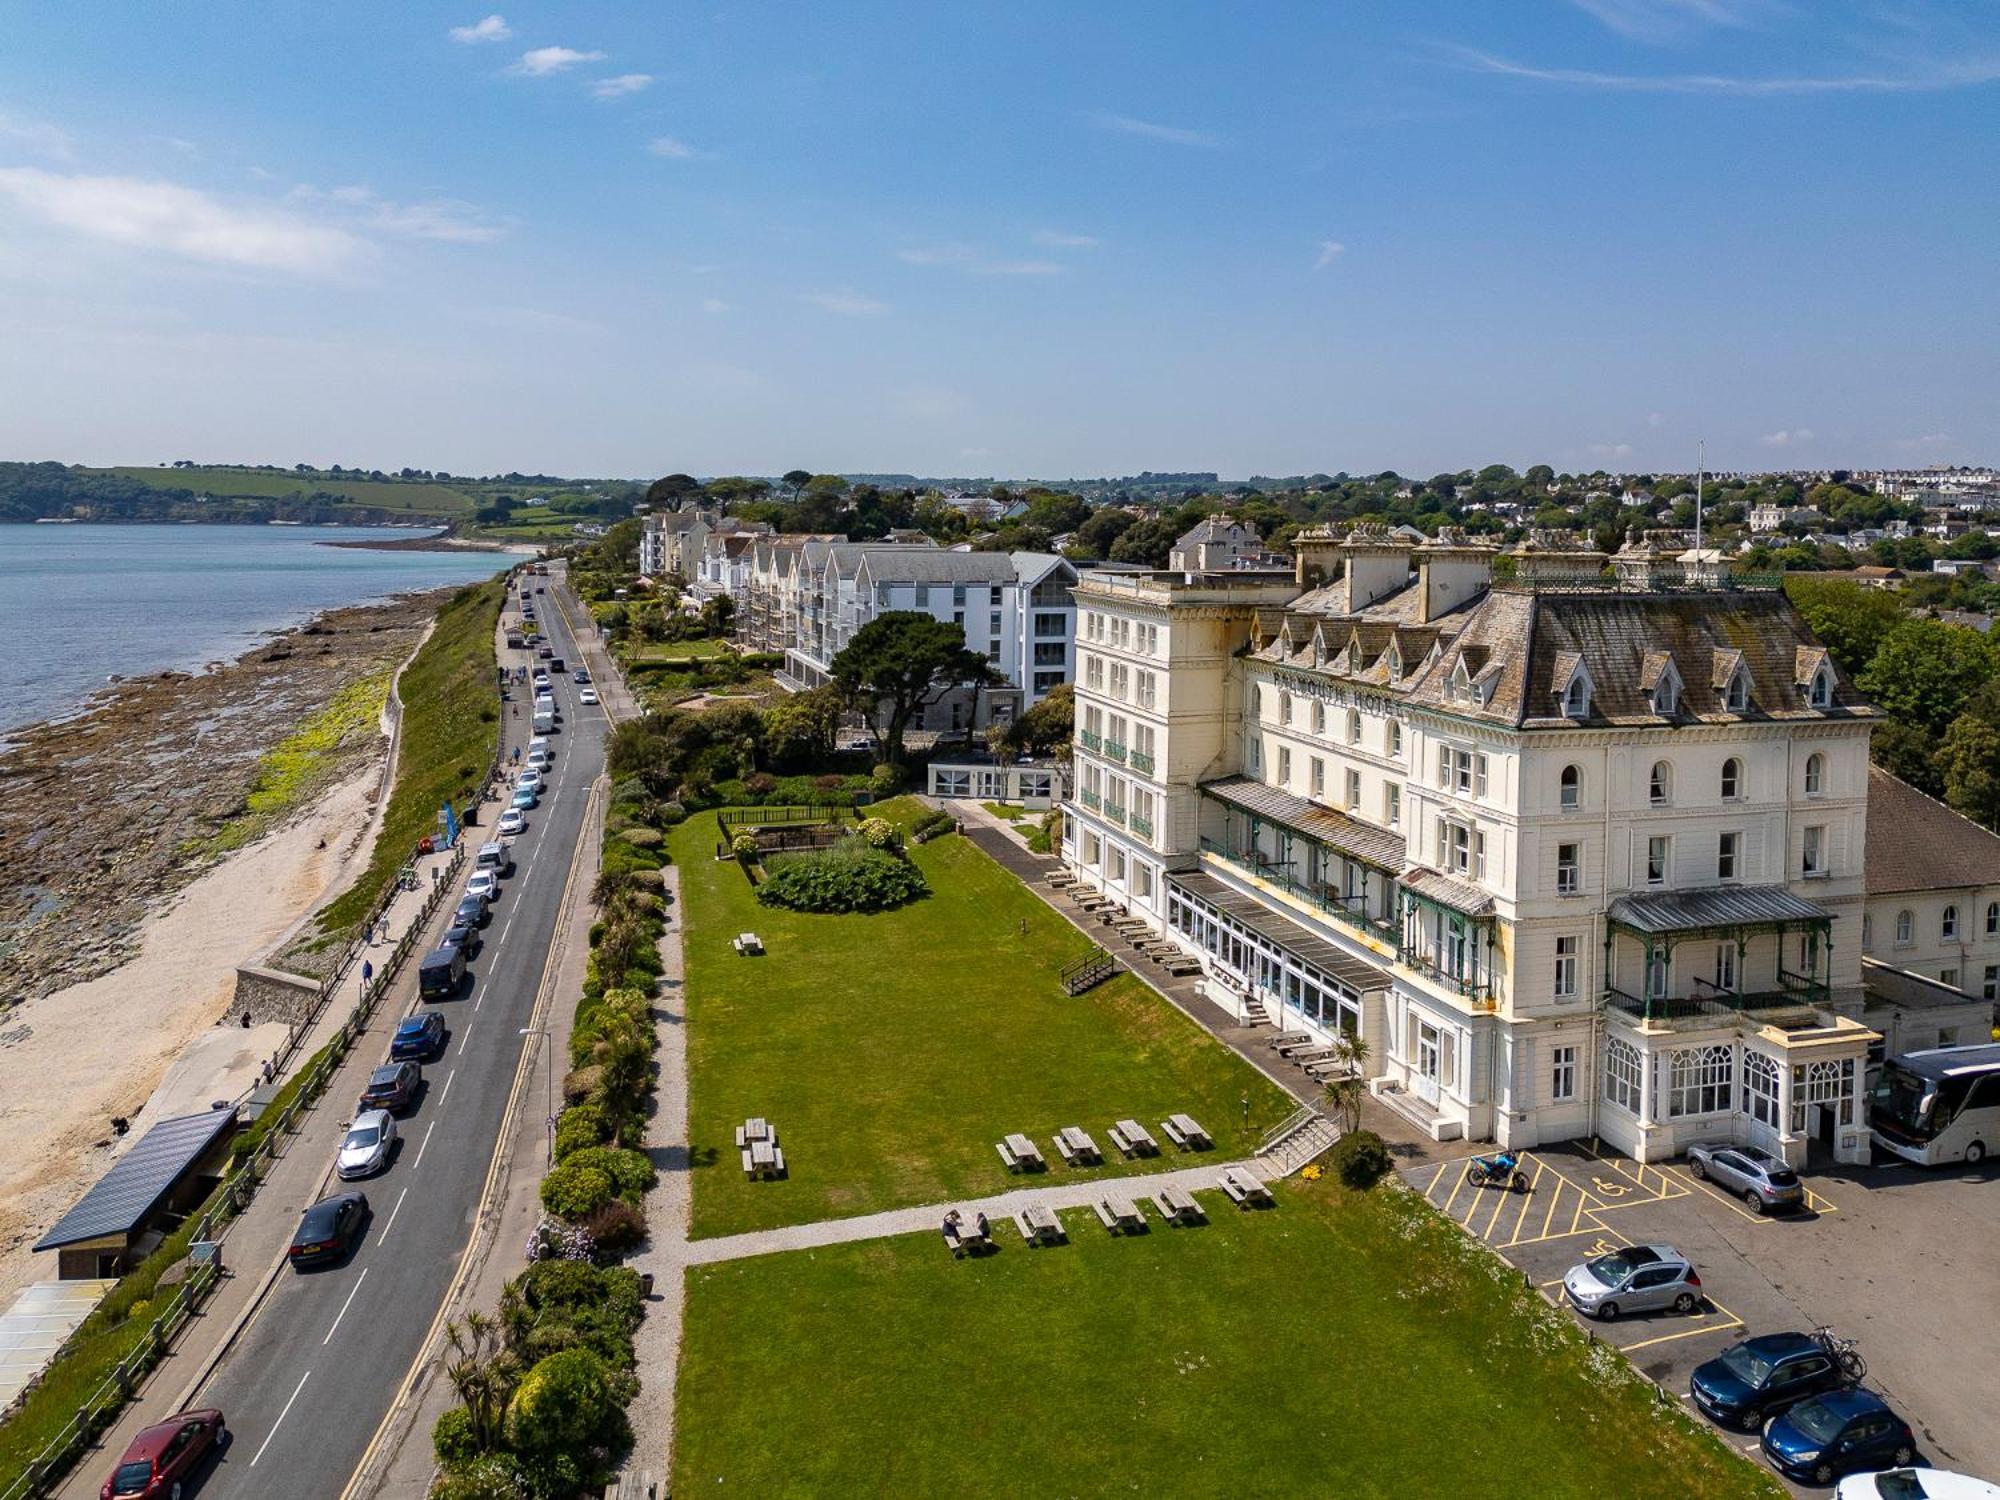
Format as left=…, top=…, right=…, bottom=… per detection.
left=1065, top=523, right=1884, bottom=1165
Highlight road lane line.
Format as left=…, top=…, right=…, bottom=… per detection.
left=413, top=1120, right=437, bottom=1170
left=251, top=1370, right=312, bottom=1466
left=500, top=914, right=514, bottom=944
left=441, top=1068, right=457, bottom=1104
left=323, top=1268, right=370, bottom=1346
left=379, top=1187, right=410, bottom=1244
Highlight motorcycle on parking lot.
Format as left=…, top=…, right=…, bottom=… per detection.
left=1464, top=1151, right=1530, bottom=1194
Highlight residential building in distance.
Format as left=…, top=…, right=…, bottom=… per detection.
left=1861, top=767, right=2000, bottom=1026
left=1064, top=523, right=1883, bottom=1165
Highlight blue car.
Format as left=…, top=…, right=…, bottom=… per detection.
left=1762, top=1389, right=1916, bottom=1486
left=390, top=1011, right=446, bottom=1061
left=1690, top=1332, right=1850, bottom=1432
left=511, top=786, right=538, bottom=811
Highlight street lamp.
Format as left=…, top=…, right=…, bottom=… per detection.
left=519, top=1026, right=556, bottom=1163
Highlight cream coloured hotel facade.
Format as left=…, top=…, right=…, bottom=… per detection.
left=1063, top=526, right=1882, bottom=1165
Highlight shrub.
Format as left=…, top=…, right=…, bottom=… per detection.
left=1326, top=1128, right=1393, bottom=1189
left=869, top=762, right=905, bottom=795
left=814, top=773, right=845, bottom=791
left=552, top=1104, right=611, bottom=1161
left=540, top=1163, right=614, bottom=1220
left=729, top=831, right=758, bottom=859
left=910, top=809, right=956, bottom=843
left=857, top=816, right=897, bottom=849
left=433, top=1405, right=483, bottom=1469
left=660, top=800, right=687, bottom=825
left=744, top=772, right=776, bottom=795
left=429, top=1456, right=527, bottom=1499
left=559, top=1146, right=657, bottom=1202
left=581, top=1199, right=648, bottom=1258
left=755, top=839, right=928, bottom=914
left=561, top=1064, right=603, bottom=1104
left=506, top=1347, right=616, bottom=1458
left=617, top=826, right=662, bottom=850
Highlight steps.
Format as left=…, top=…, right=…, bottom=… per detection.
left=1256, top=1109, right=1344, bottom=1177
left=1059, top=946, right=1119, bottom=996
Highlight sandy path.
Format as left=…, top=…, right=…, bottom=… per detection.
left=0, top=765, right=378, bottom=1307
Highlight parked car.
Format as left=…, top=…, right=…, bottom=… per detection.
left=475, top=840, right=513, bottom=877
left=537, top=644, right=553, bottom=659
left=441, top=917, right=482, bottom=959
left=573, top=667, right=591, bottom=684
left=511, top=786, right=538, bottom=812
left=360, top=1060, right=421, bottom=1114
left=1686, top=1142, right=1806, bottom=1214
left=100, top=1408, right=227, bottom=1499
left=1763, top=1390, right=1917, bottom=1486
left=419, top=943, right=467, bottom=998
left=528, top=735, right=552, bottom=760
left=1690, top=1332, right=1851, bottom=1431
left=516, top=768, right=543, bottom=792
left=1836, top=1469, right=2000, bottom=1499
left=455, top=890, right=491, bottom=928
left=497, top=808, right=527, bottom=836
left=1561, top=1243, right=1702, bottom=1320
left=466, top=870, right=500, bottom=903
left=579, top=687, right=599, bottom=706
left=288, top=1191, right=369, bottom=1266
left=390, top=1010, right=447, bottom=1061
left=336, top=1108, right=398, bottom=1179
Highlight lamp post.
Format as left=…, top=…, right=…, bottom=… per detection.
left=519, top=1026, right=555, bottom=1163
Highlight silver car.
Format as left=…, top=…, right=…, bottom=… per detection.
left=1686, top=1142, right=1805, bottom=1215
left=1562, top=1243, right=1703, bottom=1320
left=336, top=1108, right=398, bottom=1179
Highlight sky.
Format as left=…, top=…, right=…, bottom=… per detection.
left=0, top=1, right=1995, bottom=480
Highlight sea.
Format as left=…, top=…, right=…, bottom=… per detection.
left=0, top=524, right=513, bottom=733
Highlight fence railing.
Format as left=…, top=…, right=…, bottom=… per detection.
left=714, top=804, right=858, bottom=834
left=1259, top=1103, right=1318, bottom=1154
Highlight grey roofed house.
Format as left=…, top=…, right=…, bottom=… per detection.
left=1864, top=766, right=2000, bottom=896
left=34, top=1107, right=239, bottom=1279
left=852, top=549, right=1019, bottom=585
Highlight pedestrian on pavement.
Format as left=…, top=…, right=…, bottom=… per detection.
left=361, top=959, right=373, bottom=987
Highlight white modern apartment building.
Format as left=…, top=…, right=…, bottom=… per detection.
left=1065, top=524, right=1883, bottom=1165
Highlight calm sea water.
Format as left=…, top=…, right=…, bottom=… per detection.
left=0, top=524, right=512, bottom=732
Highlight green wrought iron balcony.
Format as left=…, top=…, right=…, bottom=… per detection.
left=1080, top=788, right=1101, bottom=810
left=1105, top=804, right=1127, bottom=825
left=1127, top=750, right=1155, bottom=775
left=1129, top=814, right=1153, bottom=839
left=1103, top=739, right=1127, bottom=763
left=1079, top=729, right=1102, bottom=751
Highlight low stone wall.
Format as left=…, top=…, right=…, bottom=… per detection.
left=230, top=964, right=321, bottom=1028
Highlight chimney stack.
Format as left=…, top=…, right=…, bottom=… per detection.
left=1340, top=524, right=1417, bottom=611
left=1505, top=529, right=1609, bottom=587
left=1291, top=525, right=1344, bottom=589
left=1415, top=527, right=1498, bottom=623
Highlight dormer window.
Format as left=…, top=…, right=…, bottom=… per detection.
left=1724, top=670, right=1751, bottom=712
left=1808, top=666, right=1833, bottom=708
left=1653, top=679, right=1677, bottom=715
left=1386, top=641, right=1404, bottom=683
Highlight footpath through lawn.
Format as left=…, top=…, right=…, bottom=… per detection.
left=674, top=802, right=1291, bottom=1240
left=674, top=1174, right=1780, bottom=1499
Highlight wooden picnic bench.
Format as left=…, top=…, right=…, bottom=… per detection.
left=1303, top=1058, right=1356, bottom=1080
left=997, top=1133, right=1046, bottom=1173
left=1154, top=1185, right=1206, bottom=1225
left=742, top=1142, right=786, bottom=1180
left=1015, top=1203, right=1064, bottom=1246
left=1218, top=1167, right=1273, bottom=1208
left=1161, top=1114, right=1213, bottom=1152
left=1288, top=1044, right=1338, bottom=1064
left=1267, top=1032, right=1311, bottom=1051
left=1108, top=1119, right=1159, bottom=1158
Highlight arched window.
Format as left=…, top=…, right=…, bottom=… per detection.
left=1896, top=909, right=1914, bottom=945
left=1988, top=901, right=1999, bottom=936
left=1669, top=1044, right=1734, bottom=1117
left=1809, top=667, right=1833, bottom=708
left=1726, top=672, right=1750, bottom=712
left=1743, top=1052, right=1781, bottom=1127
left=1562, top=675, right=1589, bottom=717
left=1388, top=722, right=1403, bottom=757
left=1720, top=757, right=1742, bottom=800
left=1804, top=753, right=1825, bottom=796
left=1559, top=764, right=1581, bottom=812
left=1279, top=691, right=1292, bottom=726
left=1604, top=1037, right=1641, bottom=1114
left=1347, top=708, right=1362, bottom=744
left=1649, top=761, right=1673, bottom=806
left=1943, top=905, right=1960, bottom=940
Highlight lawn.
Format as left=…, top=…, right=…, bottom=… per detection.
left=674, top=1178, right=1779, bottom=1499
left=674, top=802, right=1292, bottom=1240
left=92, top=465, right=475, bottom=513
left=622, top=636, right=735, bottom=662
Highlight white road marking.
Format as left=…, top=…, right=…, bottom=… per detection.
left=378, top=1187, right=409, bottom=1244
left=441, top=1068, right=457, bottom=1104
left=455, top=1022, right=470, bottom=1048
left=413, top=1120, right=437, bottom=1170
left=251, top=1370, right=312, bottom=1466
left=499, top=914, right=514, bottom=945
left=322, top=1268, right=369, bottom=1346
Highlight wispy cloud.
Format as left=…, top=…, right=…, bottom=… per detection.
left=592, top=73, right=654, bottom=99
left=1647, top=411, right=1667, bottom=428
left=1896, top=431, right=1951, bottom=451
left=1092, top=111, right=1220, bottom=148
left=1312, top=239, right=1345, bottom=271
left=647, top=135, right=710, bottom=160
left=1445, top=44, right=2000, bottom=96
left=896, top=244, right=1064, bottom=277
left=290, top=184, right=508, bottom=244
left=509, top=45, right=606, bottom=77
left=1032, top=229, right=1100, bottom=249
left=1566, top=0, right=1754, bottom=45
left=801, top=287, right=887, bottom=317
left=1587, top=441, right=1636, bottom=460
left=0, top=111, right=74, bottom=162
left=1761, top=427, right=1813, bottom=447
left=449, top=14, right=512, bottom=44
left=0, top=168, right=366, bottom=276
left=700, top=296, right=730, bottom=315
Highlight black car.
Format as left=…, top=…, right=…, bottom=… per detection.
left=288, top=1191, right=368, bottom=1266
left=443, top=916, right=483, bottom=958
left=454, top=891, right=490, bottom=929
left=360, top=1061, right=420, bottom=1114
left=572, top=667, right=591, bottom=684
left=390, top=1011, right=447, bottom=1062
left=1690, top=1332, right=1850, bottom=1432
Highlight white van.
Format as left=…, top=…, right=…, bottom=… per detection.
left=476, top=840, right=513, bottom=877
left=533, top=707, right=555, bottom=734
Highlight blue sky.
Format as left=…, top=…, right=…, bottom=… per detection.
left=0, top=1, right=1995, bottom=479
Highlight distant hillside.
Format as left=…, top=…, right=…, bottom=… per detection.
left=89, top=465, right=475, bottom=515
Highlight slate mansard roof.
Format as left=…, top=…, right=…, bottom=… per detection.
left=1865, top=766, right=2000, bottom=896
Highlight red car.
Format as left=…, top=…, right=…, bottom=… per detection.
left=101, top=1408, right=226, bottom=1498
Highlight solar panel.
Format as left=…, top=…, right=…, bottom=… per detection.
left=33, top=1108, right=237, bottom=1252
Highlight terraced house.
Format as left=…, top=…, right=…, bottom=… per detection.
left=1065, top=523, right=1884, bottom=1165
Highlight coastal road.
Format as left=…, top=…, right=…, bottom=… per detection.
left=185, top=567, right=607, bottom=1500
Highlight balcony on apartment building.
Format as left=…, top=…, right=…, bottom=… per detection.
left=1601, top=884, right=1836, bottom=1027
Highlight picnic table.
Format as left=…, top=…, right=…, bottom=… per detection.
left=1015, top=1203, right=1064, bottom=1246
left=734, top=1118, right=776, bottom=1147
left=1153, top=1184, right=1206, bottom=1225
left=1052, top=1125, right=1103, bottom=1166
left=741, top=1138, right=786, bottom=1180
left=996, top=1133, right=1047, bottom=1173
left=733, top=932, right=764, bottom=956
left=1161, top=1113, right=1213, bottom=1151
left=1267, top=1032, right=1311, bottom=1051
left=943, top=1211, right=992, bottom=1257
left=1108, top=1119, right=1159, bottom=1158
left=1101, top=1195, right=1146, bottom=1233
left=1219, top=1166, right=1274, bottom=1208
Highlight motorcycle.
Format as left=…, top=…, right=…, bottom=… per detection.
left=1464, top=1151, right=1530, bottom=1193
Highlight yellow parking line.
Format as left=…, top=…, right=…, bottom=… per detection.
left=1805, top=1185, right=1839, bottom=1215
left=1440, top=1162, right=1473, bottom=1219
left=1479, top=1177, right=1514, bottom=1240
left=1423, top=1160, right=1449, bottom=1200
left=1535, top=1168, right=1563, bottom=1240
left=1617, top=1318, right=1742, bottom=1354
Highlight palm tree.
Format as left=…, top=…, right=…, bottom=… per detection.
left=443, top=1310, right=517, bottom=1451
left=1322, top=1032, right=1372, bottom=1134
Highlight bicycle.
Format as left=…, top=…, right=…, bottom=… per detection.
left=1813, top=1326, right=1866, bottom=1383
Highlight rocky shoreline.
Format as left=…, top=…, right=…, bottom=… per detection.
left=0, top=590, right=456, bottom=1009
left=320, top=533, right=535, bottom=554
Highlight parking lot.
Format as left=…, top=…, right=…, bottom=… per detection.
left=1406, top=1142, right=2000, bottom=1489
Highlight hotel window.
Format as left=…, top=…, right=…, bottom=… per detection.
left=1604, top=1037, right=1641, bottom=1113
left=1346, top=768, right=1362, bottom=811
left=1804, top=752, right=1825, bottom=797
left=1085, top=654, right=1103, bottom=690
left=1551, top=1045, right=1578, bottom=1102
left=1347, top=708, right=1362, bottom=745
left=1940, top=967, right=1959, bottom=989
left=1669, top=1045, right=1734, bottom=1118
left=1646, top=835, right=1670, bottom=886
left=1720, top=756, right=1742, bottom=801
left=1862, top=913, right=1873, bottom=952
left=1310, top=757, right=1325, bottom=797
left=1249, top=737, right=1261, bottom=773
left=1559, top=764, right=1580, bottom=812
left=1649, top=760, right=1673, bottom=805
left=1441, top=820, right=1472, bottom=876
left=1277, top=746, right=1291, bottom=786
left=1646, top=946, right=1673, bottom=999
left=1556, top=842, right=1580, bottom=895
left=1989, top=901, right=1999, bottom=935
left=1744, top=1052, right=1781, bottom=1127
left=1717, top=830, right=1740, bottom=881
left=1312, top=700, right=1325, bottom=735
left=1713, top=941, right=1737, bottom=993
left=1554, top=936, right=1579, bottom=1000
left=1809, top=667, right=1833, bottom=708
left=1280, top=692, right=1293, bottom=726
left=1943, top=905, right=1960, bottom=940
left=1388, top=722, right=1402, bottom=757
left=1895, top=909, right=1913, bottom=945
left=1385, top=784, right=1401, bottom=828
left=989, top=610, right=1002, bottom=639
left=1136, top=670, right=1156, bottom=708
left=1802, top=824, right=1827, bottom=878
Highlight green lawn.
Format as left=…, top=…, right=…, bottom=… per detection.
left=622, top=636, right=735, bottom=662
left=675, top=803, right=1292, bottom=1239
left=92, top=465, right=476, bottom=513
left=675, top=1176, right=1777, bottom=1499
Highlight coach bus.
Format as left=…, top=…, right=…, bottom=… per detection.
left=1869, top=1042, right=2000, bottom=1166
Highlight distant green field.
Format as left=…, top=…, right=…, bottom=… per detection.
left=89, top=466, right=476, bottom=514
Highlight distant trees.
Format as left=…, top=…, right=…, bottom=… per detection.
left=644, top=474, right=702, bottom=512
left=1858, top=619, right=1996, bottom=736
left=1107, top=517, right=1180, bottom=568
left=1784, top=577, right=1907, bottom=675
